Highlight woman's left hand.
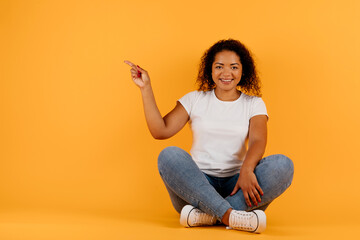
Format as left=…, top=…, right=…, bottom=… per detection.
left=230, top=168, right=263, bottom=207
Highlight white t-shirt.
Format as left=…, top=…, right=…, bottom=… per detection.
left=178, top=90, right=268, bottom=177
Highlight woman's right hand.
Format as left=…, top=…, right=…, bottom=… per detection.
left=124, top=60, right=189, bottom=140
left=124, top=60, right=150, bottom=89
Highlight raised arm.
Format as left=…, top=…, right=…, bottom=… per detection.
left=124, top=60, right=189, bottom=139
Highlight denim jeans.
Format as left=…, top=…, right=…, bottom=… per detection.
left=158, top=146, right=294, bottom=221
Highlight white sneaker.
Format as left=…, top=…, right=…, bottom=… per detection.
left=180, top=205, right=217, bottom=227
left=227, top=210, right=266, bottom=233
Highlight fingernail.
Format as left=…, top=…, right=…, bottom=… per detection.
left=137, top=65, right=140, bottom=68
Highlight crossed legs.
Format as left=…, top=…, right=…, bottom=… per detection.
left=158, top=146, right=294, bottom=222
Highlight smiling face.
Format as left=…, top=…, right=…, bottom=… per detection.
left=212, top=50, right=242, bottom=93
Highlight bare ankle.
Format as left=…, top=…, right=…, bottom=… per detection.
left=221, top=208, right=232, bottom=225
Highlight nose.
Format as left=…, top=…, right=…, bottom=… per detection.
left=222, top=68, right=231, bottom=77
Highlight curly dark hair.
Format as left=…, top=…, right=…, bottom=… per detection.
left=197, top=39, right=261, bottom=97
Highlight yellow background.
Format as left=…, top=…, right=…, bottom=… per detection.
left=1, top=0, right=359, bottom=239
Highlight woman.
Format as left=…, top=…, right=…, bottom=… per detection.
left=124, top=39, right=294, bottom=233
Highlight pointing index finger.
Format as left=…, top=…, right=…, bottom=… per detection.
left=124, top=60, right=136, bottom=69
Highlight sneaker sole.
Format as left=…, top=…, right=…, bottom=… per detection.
left=180, top=205, right=195, bottom=227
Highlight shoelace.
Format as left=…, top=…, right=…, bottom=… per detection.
left=228, top=212, right=256, bottom=231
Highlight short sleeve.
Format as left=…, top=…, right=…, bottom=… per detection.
left=250, top=97, right=268, bottom=119
left=178, top=91, right=200, bottom=115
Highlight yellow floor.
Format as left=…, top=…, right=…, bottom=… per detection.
left=0, top=209, right=358, bottom=240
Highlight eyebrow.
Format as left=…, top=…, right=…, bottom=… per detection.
left=214, top=62, right=240, bottom=65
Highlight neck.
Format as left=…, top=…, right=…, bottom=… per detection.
left=214, top=88, right=241, bottom=101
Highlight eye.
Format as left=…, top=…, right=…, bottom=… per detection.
left=231, top=66, right=238, bottom=70
left=215, top=66, right=222, bottom=69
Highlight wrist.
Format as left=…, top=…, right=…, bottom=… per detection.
left=240, top=164, right=255, bottom=173
left=140, top=84, right=152, bottom=93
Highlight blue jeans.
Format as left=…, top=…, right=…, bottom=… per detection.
left=158, top=146, right=294, bottom=221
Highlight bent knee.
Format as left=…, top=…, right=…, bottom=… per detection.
left=276, top=154, right=294, bottom=183
left=158, top=146, right=182, bottom=162
left=264, top=154, right=294, bottom=184
left=277, top=154, right=294, bottom=174
left=158, top=146, right=186, bottom=171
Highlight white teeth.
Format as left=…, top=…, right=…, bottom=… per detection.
left=221, top=80, right=232, bottom=82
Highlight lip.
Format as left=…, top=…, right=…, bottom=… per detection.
left=219, top=79, right=234, bottom=84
